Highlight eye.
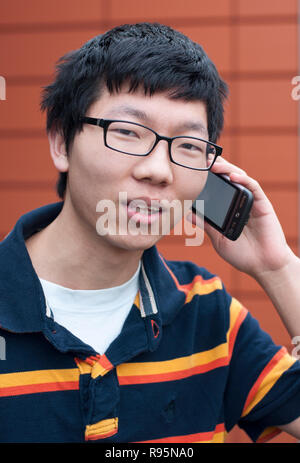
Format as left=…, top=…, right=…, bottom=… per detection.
left=180, top=142, right=202, bottom=152
left=111, top=128, right=138, bottom=138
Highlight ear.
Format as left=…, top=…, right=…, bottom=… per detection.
left=48, top=129, right=69, bottom=172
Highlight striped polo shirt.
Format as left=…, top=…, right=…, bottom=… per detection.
left=0, top=202, right=300, bottom=443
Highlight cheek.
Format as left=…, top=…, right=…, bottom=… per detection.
left=176, top=171, right=208, bottom=201
left=68, top=142, right=124, bottom=199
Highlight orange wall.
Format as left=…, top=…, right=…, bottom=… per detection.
left=0, top=0, right=299, bottom=443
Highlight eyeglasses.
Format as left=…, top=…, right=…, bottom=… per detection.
left=80, top=117, right=222, bottom=171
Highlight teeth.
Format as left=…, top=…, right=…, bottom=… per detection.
left=128, top=200, right=161, bottom=214
left=135, top=207, right=160, bottom=214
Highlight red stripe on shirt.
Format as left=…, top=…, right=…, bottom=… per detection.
left=134, top=423, right=225, bottom=443
left=242, top=347, right=287, bottom=416
left=0, top=381, right=79, bottom=397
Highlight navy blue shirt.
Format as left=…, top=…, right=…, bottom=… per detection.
left=0, top=202, right=300, bottom=443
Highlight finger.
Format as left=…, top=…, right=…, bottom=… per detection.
left=228, top=171, right=276, bottom=221
left=210, top=157, right=264, bottom=201
left=228, top=171, right=264, bottom=201
left=210, top=156, right=247, bottom=177
left=209, top=159, right=274, bottom=217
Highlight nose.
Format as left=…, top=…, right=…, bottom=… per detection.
left=131, top=139, right=174, bottom=186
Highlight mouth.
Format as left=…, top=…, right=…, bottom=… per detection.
left=126, top=198, right=163, bottom=224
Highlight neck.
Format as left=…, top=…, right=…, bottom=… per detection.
left=25, top=202, right=143, bottom=290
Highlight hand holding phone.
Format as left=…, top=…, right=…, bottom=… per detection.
left=192, top=172, right=253, bottom=241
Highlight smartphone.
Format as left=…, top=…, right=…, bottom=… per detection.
left=192, top=172, right=253, bottom=241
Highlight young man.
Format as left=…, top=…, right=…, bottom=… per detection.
left=1, top=22, right=300, bottom=443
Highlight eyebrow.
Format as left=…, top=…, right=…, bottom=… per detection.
left=105, top=104, right=209, bottom=138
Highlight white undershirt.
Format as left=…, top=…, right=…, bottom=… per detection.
left=39, top=261, right=141, bottom=354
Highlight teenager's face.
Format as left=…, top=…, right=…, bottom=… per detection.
left=59, top=87, right=209, bottom=251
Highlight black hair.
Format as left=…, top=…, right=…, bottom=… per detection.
left=41, top=22, right=228, bottom=199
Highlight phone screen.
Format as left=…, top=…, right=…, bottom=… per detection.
left=194, top=172, right=238, bottom=228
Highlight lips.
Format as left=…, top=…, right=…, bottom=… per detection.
left=123, top=196, right=165, bottom=226
left=127, top=198, right=163, bottom=215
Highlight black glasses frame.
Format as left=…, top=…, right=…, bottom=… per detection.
left=80, top=116, right=223, bottom=171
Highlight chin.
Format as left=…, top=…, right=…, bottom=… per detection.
left=107, top=232, right=162, bottom=252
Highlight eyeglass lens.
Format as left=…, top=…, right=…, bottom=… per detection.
left=105, top=121, right=216, bottom=169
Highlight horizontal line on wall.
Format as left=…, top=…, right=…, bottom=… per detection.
left=0, top=14, right=297, bottom=34
left=0, top=180, right=55, bottom=190
left=259, top=181, right=299, bottom=191
left=228, top=70, right=299, bottom=81
left=0, top=19, right=111, bottom=34
left=5, top=75, right=53, bottom=86
left=223, top=127, right=299, bottom=136
left=231, top=14, right=298, bottom=26
left=161, top=234, right=299, bottom=246
left=4, top=70, right=298, bottom=86
left=0, top=129, right=45, bottom=138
